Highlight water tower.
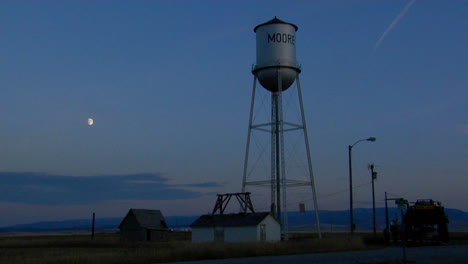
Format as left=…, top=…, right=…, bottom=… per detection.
left=241, top=17, right=321, bottom=238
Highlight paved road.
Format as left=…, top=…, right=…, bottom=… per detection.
left=160, top=245, right=468, bottom=264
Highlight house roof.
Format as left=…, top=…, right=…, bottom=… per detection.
left=190, top=212, right=274, bottom=228
left=119, top=209, right=168, bottom=230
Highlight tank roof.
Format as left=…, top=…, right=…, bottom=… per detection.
left=254, top=17, right=298, bottom=32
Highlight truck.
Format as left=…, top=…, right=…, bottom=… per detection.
left=403, top=199, right=449, bottom=243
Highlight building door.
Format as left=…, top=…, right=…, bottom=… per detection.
left=146, top=229, right=152, bottom=241
left=214, top=227, right=224, bottom=242
left=260, top=224, right=266, bottom=241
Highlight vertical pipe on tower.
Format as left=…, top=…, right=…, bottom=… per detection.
left=271, top=95, right=276, bottom=216
left=276, top=69, right=284, bottom=224
left=274, top=93, right=281, bottom=223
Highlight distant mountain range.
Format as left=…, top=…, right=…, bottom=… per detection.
left=1, top=208, right=466, bottom=233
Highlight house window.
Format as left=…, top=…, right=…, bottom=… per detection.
left=214, top=227, right=224, bottom=242
left=260, top=224, right=266, bottom=241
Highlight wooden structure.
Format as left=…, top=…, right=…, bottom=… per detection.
left=119, top=209, right=169, bottom=242
left=212, top=192, right=255, bottom=215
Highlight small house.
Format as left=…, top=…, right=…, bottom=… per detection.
left=119, top=209, right=169, bottom=242
left=190, top=212, right=280, bottom=243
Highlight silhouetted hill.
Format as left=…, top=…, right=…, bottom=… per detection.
left=0, top=215, right=198, bottom=233
left=287, top=208, right=468, bottom=232
left=0, top=208, right=466, bottom=233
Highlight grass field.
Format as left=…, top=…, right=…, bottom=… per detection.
left=0, top=232, right=466, bottom=264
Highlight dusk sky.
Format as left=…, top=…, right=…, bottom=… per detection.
left=0, top=1, right=466, bottom=227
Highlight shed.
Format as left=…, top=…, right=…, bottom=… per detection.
left=190, top=212, right=280, bottom=243
left=119, top=209, right=169, bottom=242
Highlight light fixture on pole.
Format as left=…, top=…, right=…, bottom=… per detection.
left=348, top=137, right=376, bottom=235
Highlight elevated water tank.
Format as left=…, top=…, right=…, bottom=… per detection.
left=253, top=17, right=300, bottom=93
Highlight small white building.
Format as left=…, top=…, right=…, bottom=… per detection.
left=190, top=212, right=280, bottom=243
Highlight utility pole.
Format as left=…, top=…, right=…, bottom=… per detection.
left=385, top=194, right=405, bottom=244
left=368, top=164, right=377, bottom=235
left=348, top=145, right=354, bottom=234
left=385, top=192, right=389, bottom=243
left=395, top=198, right=409, bottom=263
left=91, top=212, right=95, bottom=240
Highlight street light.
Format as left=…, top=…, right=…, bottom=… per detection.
left=348, top=137, right=376, bottom=235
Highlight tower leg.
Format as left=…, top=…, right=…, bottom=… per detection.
left=296, top=75, right=322, bottom=239
left=242, top=76, right=258, bottom=194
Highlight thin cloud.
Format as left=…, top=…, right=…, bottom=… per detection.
left=178, top=182, right=222, bottom=188
left=456, top=123, right=468, bottom=134
left=0, top=172, right=222, bottom=205
left=374, top=0, right=416, bottom=53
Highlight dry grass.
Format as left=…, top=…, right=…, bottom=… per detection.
left=0, top=232, right=368, bottom=264
left=447, top=231, right=468, bottom=244
left=3, top=231, right=465, bottom=264
left=357, top=261, right=408, bottom=264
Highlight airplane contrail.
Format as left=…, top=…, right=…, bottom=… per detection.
left=374, top=0, right=416, bottom=52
